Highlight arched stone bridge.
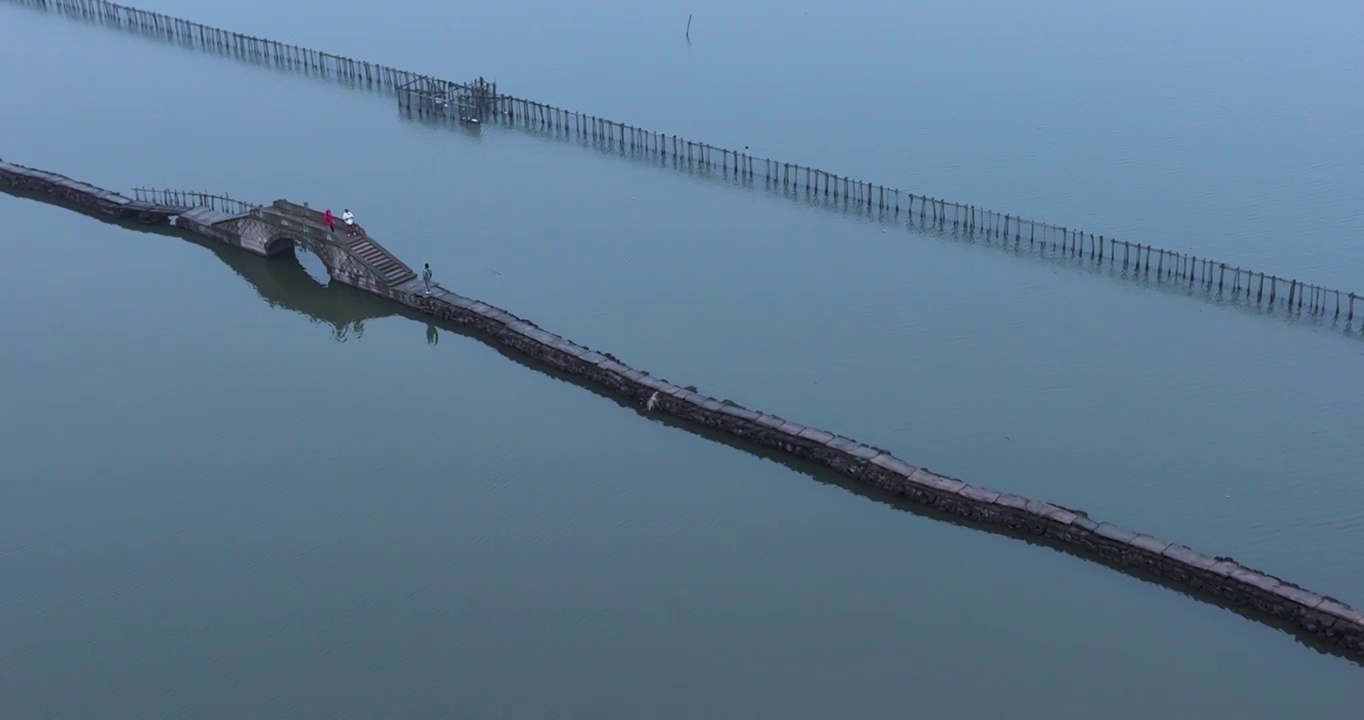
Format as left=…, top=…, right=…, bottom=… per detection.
left=174, top=200, right=417, bottom=294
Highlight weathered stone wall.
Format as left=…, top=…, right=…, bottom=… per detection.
left=175, top=213, right=246, bottom=250
left=205, top=215, right=279, bottom=257
left=371, top=285, right=1362, bottom=656
left=0, top=159, right=170, bottom=222
left=331, top=270, right=394, bottom=297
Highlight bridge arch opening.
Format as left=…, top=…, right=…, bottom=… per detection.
left=264, top=235, right=331, bottom=286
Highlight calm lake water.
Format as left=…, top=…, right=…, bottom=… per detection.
left=2, top=0, right=1361, bottom=717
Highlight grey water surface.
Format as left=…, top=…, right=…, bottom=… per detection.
left=1, top=1, right=1361, bottom=718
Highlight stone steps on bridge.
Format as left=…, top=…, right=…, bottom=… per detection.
left=346, top=236, right=417, bottom=286
left=177, top=207, right=232, bottom=225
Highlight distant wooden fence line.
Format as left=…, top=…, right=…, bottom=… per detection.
left=12, top=0, right=1363, bottom=329
left=476, top=96, right=1361, bottom=325
left=8, top=0, right=424, bottom=90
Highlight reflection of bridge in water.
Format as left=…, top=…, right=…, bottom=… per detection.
left=3, top=187, right=397, bottom=341
left=204, top=233, right=395, bottom=343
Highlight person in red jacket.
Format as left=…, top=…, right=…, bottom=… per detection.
left=323, top=208, right=334, bottom=233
